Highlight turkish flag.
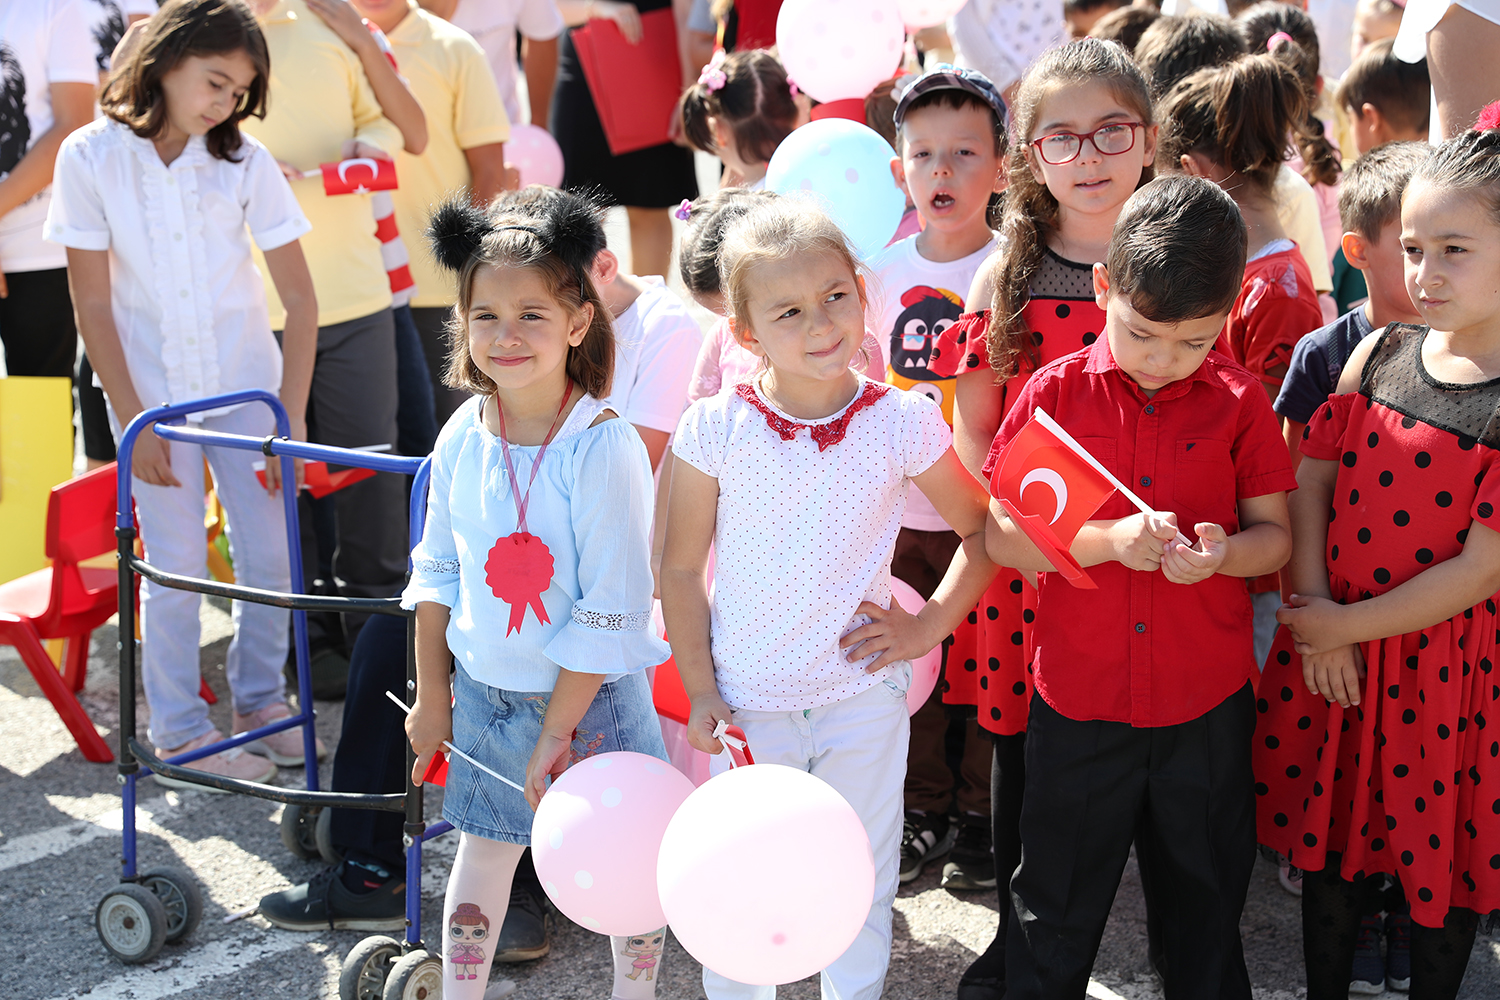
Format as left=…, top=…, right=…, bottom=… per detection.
left=422, top=751, right=449, bottom=787
left=991, top=412, right=1117, bottom=589
left=319, top=157, right=397, bottom=196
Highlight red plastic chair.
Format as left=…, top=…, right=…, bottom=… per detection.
left=0, top=464, right=123, bottom=761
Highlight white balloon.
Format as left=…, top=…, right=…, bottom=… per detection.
left=776, top=0, right=905, bottom=103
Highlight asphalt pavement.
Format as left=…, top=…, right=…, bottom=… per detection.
left=4, top=599, right=1498, bottom=1000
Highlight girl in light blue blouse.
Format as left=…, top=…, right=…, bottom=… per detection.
left=402, top=190, right=672, bottom=1000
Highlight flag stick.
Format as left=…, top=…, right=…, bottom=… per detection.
left=384, top=689, right=526, bottom=794
left=1032, top=407, right=1193, bottom=547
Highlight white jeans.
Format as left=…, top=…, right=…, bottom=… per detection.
left=702, top=665, right=911, bottom=1000
left=115, top=404, right=292, bottom=748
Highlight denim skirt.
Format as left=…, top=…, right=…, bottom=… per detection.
left=443, top=665, right=669, bottom=844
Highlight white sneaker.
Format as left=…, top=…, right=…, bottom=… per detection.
left=233, top=703, right=327, bottom=767
left=153, top=729, right=276, bottom=792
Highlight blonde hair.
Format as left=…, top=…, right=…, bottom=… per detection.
left=718, top=199, right=870, bottom=334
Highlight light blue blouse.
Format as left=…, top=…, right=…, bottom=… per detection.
left=402, top=394, right=670, bottom=692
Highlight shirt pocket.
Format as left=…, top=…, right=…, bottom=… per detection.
left=1173, top=438, right=1234, bottom=518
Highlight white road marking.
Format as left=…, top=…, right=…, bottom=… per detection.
left=0, top=791, right=192, bottom=873
left=41, top=933, right=306, bottom=1000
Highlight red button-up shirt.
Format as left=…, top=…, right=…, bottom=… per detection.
left=985, top=337, right=1297, bottom=727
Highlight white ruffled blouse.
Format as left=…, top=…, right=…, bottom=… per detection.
left=403, top=394, right=670, bottom=692
left=45, top=118, right=310, bottom=419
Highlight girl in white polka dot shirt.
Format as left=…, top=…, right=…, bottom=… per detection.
left=661, top=200, right=998, bottom=1000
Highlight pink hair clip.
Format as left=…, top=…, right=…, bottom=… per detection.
left=674, top=199, right=693, bottom=221
left=1266, top=30, right=1295, bottom=51
left=698, top=49, right=728, bottom=92
left=788, top=77, right=801, bottom=99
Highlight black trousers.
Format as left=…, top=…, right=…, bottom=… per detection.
left=329, top=613, right=409, bottom=869
left=410, top=305, right=473, bottom=428
left=0, top=267, right=76, bottom=378
left=1007, top=684, right=1256, bottom=1000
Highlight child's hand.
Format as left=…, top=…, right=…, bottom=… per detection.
left=1302, top=642, right=1366, bottom=709
left=406, top=696, right=452, bottom=786
left=1159, top=523, right=1228, bottom=585
left=261, top=415, right=308, bottom=496
left=1110, top=512, right=1179, bottom=572
left=305, top=0, right=376, bottom=53
left=133, top=427, right=182, bottom=488
left=524, top=729, right=575, bottom=810
left=1277, top=594, right=1352, bottom=656
left=686, top=692, right=734, bottom=755
left=340, top=139, right=393, bottom=163
left=840, top=598, right=941, bottom=673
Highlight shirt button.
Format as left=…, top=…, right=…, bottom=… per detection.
left=174, top=232, right=183, bottom=241
left=1140, top=476, right=1151, bottom=487
left=186, top=337, right=196, bottom=345
left=1144, top=404, right=1154, bottom=414
left=189, top=382, right=199, bottom=390
left=1135, top=622, right=1146, bottom=633
left=165, top=176, right=175, bottom=185
left=179, top=289, right=188, bottom=298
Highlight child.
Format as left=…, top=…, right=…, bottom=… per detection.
left=1337, top=39, right=1432, bottom=157
left=677, top=48, right=798, bottom=190
left=403, top=190, right=673, bottom=1000
left=1349, top=0, right=1404, bottom=62
left=1275, top=142, right=1429, bottom=465
left=1237, top=3, right=1344, bottom=273
left=45, top=0, right=319, bottom=780
left=660, top=198, right=997, bottom=1000
left=1158, top=53, right=1325, bottom=402
left=868, top=64, right=1007, bottom=894
left=986, top=175, right=1296, bottom=999
left=1064, top=0, right=1129, bottom=38
left=1134, top=12, right=1245, bottom=98
left=1253, top=125, right=1500, bottom=1000
left=923, top=38, right=1158, bottom=997
left=1086, top=4, right=1161, bottom=53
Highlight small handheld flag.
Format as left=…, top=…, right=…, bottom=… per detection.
left=306, top=157, right=398, bottom=196
left=990, top=408, right=1118, bottom=588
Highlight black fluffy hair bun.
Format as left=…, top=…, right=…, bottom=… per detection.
left=427, top=196, right=491, bottom=273
left=527, top=188, right=608, bottom=279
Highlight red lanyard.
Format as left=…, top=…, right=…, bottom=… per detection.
left=494, top=381, right=573, bottom=533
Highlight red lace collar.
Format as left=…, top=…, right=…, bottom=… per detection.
left=734, top=379, right=892, bottom=451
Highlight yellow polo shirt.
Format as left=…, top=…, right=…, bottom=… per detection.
left=387, top=5, right=510, bottom=309
left=244, top=0, right=405, bottom=328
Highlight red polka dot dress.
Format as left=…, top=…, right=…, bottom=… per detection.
left=1254, top=324, right=1500, bottom=927
left=928, top=250, right=1102, bottom=736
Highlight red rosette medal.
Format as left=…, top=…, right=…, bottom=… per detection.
left=486, top=532, right=555, bottom=635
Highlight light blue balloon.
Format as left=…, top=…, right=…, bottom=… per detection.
left=765, top=118, right=906, bottom=260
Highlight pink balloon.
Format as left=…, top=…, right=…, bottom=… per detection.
left=506, top=123, right=565, bottom=189
left=889, top=577, right=941, bottom=715
left=532, top=751, right=696, bottom=935
left=657, top=763, right=875, bottom=985
left=776, top=0, right=904, bottom=103
left=896, top=0, right=968, bottom=29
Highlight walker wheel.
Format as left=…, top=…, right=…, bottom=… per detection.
left=316, top=804, right=345, bottom=866
left=96, top=882, right=168, bottom=964
left=139, top=866, right=203, bottom=943
left=280, top=803, right=321, bottom=860
left=383, top=948, right=442, bottom=1000
left=339, top=935, right=402, bottom=1000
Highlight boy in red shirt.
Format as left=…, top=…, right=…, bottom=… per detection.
left=984, top=175, right=1297, bottom=999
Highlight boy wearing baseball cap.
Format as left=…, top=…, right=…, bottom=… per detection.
left=868, top=65, right=1009, bottom=891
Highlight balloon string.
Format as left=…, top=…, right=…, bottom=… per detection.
left=384, top=690, right=526, bottom=794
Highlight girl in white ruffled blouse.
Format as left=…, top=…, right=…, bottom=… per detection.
left=402, top=190, right=673, bottom=1000
left=45, top=0, right=319, bottom=784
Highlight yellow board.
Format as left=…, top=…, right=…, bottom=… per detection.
left=0, top=376, right=75, bottom=584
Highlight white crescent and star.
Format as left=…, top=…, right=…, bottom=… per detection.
left=1018, top=467, right=1068, bottom=525
left=336, top=157, right=379, bottom=184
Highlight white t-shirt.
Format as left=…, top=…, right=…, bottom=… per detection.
left=0, top=0, right=123, bottom=272
left=673, top=376, right=952, bottom=712
left=448, top=0, right=564, bottom=126
left=45, top=119, right=310, bottom=417
left=867, top=233, right=996, bottom=532
left=601, top=276, right=703, bottom=435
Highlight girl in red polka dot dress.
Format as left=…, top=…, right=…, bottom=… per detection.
left=923, top=40, right=1159, bottom=999
left=1254, top=126, right=1500, bottom=998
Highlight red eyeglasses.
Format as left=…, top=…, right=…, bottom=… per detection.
left=1029, top=122, right=1144, bottom=165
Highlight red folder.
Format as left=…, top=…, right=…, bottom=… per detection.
left=572, top=9, right=682, bottom=156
